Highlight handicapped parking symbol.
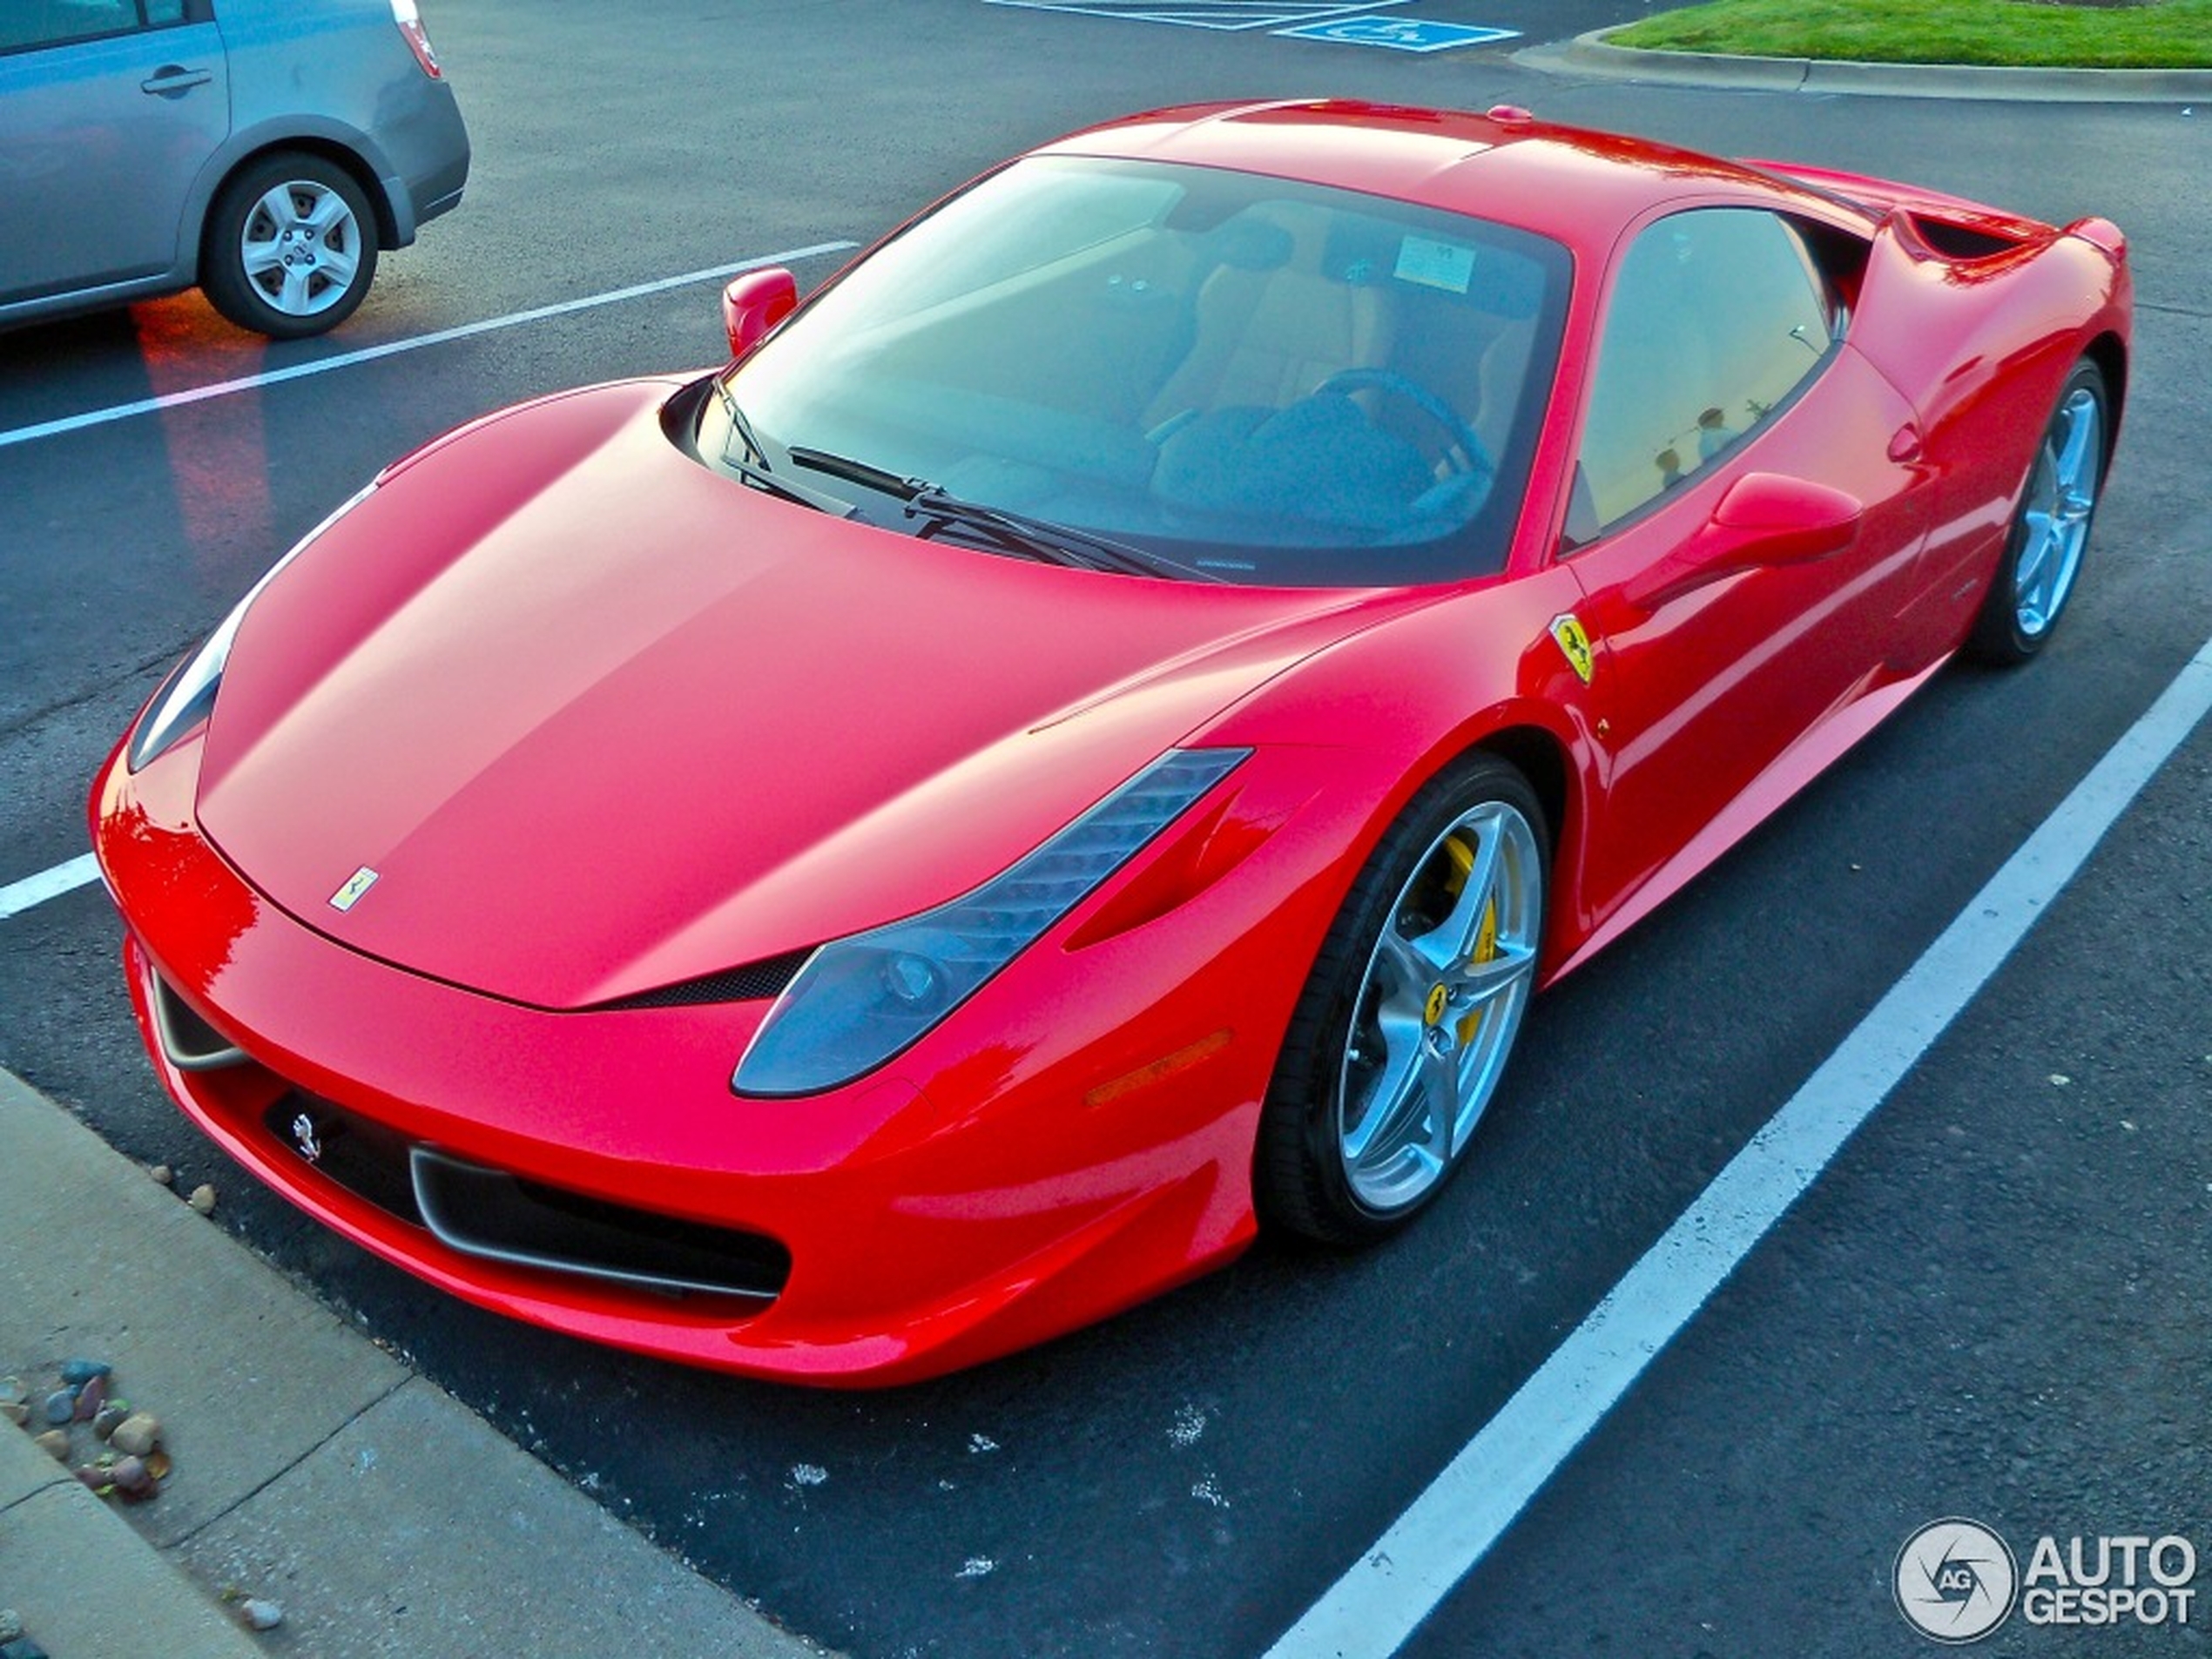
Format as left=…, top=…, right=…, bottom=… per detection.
left=1274, top=15, right=1520, bottom=51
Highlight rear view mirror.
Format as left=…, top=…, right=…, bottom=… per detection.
left=722, top=267, right=797, bottom=360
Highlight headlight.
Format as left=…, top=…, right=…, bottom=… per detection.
left=732, top=747, right=1249, bottom=1097
left=127, top=482, right=376, bottom=771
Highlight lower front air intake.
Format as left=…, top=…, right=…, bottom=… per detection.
left=408, top=1145, right=791, bottom=1302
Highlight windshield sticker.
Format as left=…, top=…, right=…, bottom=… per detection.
left=1393, top=237, right=1477, bottom=294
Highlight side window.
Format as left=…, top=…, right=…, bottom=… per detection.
left=1570, top=208, right=1838, bottom=543
left=2, top=1, right=179, bottom=55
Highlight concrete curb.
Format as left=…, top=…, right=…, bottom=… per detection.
left=1, top=1420, right=263, bottom=1659
left=1516, top=28, right=2212, bottom=103
left=0, top=1067, right=829, bottom=1659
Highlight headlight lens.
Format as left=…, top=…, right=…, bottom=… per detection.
left=126, top=482, right=375, bottom=771
left=732, top=747, right=1249, bottom=1097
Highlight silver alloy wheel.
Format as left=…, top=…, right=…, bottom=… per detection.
left=2013, top=386, right=2102, bottom=638
left=1335, top=798, right=1541, bottom=1213
left=239, top=180, right=364, bottom=320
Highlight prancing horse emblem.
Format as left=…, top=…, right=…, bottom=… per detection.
left=328, top=866, right=380, bottom=912
left=290, top=1112, right=323, bottom=1163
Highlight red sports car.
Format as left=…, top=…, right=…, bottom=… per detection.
left=94, top=101, right=2129, bottom=1385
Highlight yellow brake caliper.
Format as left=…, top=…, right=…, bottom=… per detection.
left=1441, top=833, right=1498, bottom=1045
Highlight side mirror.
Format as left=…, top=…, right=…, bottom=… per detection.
left=1709, top=471, right=1862, bottom=566
left=1625, top=473, right=1861, bottom=611
left=722, top=267, right=797, bottom=360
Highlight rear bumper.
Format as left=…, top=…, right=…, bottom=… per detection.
left=378, top=84, right=469, bottom=245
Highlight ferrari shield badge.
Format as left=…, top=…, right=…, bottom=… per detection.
left=1549, top=613, right=1595, bottom=685
left=328, top=866, right=380, bottom=912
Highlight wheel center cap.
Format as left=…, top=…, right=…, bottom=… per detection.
left=1424, top=982, right=1450, bottom=1026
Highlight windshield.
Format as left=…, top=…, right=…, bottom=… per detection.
left=703, top=155, right=1570, bottom=587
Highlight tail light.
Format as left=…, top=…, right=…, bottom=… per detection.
left=390, top=0, right=444, bottom=78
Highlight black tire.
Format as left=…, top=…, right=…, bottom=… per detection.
left=1257, top=754, right=1548, bottom=1245
left=201, top=152, right=380, bottom=339
left=1965, top=358, right=2109, bottom=666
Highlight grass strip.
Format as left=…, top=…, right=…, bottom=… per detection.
left=1608, top=0, right=2212, bottom=69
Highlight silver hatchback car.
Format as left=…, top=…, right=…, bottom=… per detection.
left=1, top=0, right=469, bottom=338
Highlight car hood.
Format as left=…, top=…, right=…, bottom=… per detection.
left=196, top=379, right=1390, bottom=1009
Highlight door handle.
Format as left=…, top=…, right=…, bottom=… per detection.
left=141, top=66, right=213, bottom=96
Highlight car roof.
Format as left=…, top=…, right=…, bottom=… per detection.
left=1039, top=100, right=1872, bottom=253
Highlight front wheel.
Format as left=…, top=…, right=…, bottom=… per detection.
left=1257, top=755, right=1547, bottom=1244
left=201, top=153, right=380, bottom=338
left=1966, top=358, right=2108, bottom=665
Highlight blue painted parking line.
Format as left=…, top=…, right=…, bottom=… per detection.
left=985, top=0, right=1406, bottom=31
left=1274, top=15, right=1517, bottom=50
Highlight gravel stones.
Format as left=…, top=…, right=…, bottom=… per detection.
left=187, top=1184, right=218, bottom=1216
left=10, top=1361, right=173, bottom=1503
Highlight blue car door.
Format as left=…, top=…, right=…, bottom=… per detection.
left=0, top=3, right=229, bottom=303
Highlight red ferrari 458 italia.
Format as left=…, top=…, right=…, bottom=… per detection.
left=94, top=101, right=2129, bottom=1384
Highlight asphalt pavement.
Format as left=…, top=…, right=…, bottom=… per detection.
left=3, top=3, right=2210, bottom=1656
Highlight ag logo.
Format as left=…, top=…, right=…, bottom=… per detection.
left=1896, top=1518, right=2019, bottom=1643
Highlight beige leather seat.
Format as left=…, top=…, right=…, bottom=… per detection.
left=1144, top=204, right=1393, bottom=430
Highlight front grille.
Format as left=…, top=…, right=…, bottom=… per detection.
left=597, top=948, right=814, bottom=1010
left=263, top=1094, right=421, bottom=1224
left=264, top=1094, right=788, bottom=1304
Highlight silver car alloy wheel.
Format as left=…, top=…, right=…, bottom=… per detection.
left=239, top=180, right=364, bottom=319
left=2013, top=385, right=2102, bottom=638
left=1336, top=797, right=1541, bottom=1213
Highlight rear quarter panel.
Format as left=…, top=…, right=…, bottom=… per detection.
left=213, top=0, right=469, bottom=245
left=1846, top=213, right=2131, bottom=658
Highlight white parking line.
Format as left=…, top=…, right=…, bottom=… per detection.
left=0, top=242, right=859, bottom=452
left=0, top=853, right=103, bottom=922
left=1268, top=631, right=2212, bottom=1659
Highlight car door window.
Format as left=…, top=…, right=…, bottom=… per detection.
left=1569, top=208, right=1838, bottom=543
left=3, top=2, right=136, bottom=52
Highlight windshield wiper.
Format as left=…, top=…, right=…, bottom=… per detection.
left=786, top=444, right=1216, bottom=582
left=707, top=381, right=858, bottom=519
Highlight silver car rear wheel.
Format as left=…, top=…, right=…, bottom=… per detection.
left=203, top=152, right=380, bottom=338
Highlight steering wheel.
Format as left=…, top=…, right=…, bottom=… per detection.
left=1313, top=368, right=1494, bottom=482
